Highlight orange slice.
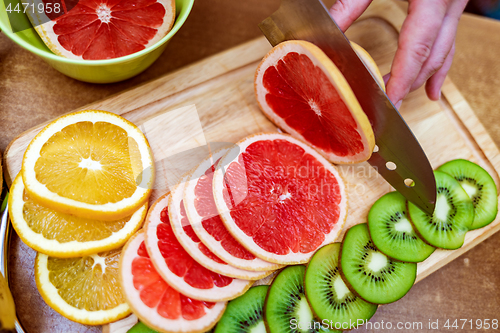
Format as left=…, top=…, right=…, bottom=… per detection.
left=35, top=250, right=130, bottom=325
left=9, top=174, right=147, bottom=258
left=22, top=110, right=154, bottom=221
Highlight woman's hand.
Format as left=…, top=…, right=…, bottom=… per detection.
left=329, top=0, right=469, bottom=108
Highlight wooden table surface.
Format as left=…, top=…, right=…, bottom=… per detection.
left=1, top=1, right=500, bottom=332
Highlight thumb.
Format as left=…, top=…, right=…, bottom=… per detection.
left=329, top=0, right=374, bottom=32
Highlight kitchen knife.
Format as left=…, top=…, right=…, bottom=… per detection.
left=259, top=0, right=436, bottom=215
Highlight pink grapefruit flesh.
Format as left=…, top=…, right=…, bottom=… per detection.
left=120, top=232, right=226, bottom=333
left=32, top=0, right=176, bottom=60
left=213, top=133, right=347, bottom=264
left=169, top=176, right=273, bottom=280
left=183, top=148, right=283, bottom=272
left=145, top=192, right=252, bottom=302
left=254, top=40, right=376, bottom=164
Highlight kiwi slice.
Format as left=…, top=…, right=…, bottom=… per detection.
left=408, top=171, right=474, bottom=249
left=265, top=265, right=339, bottom=333
left=215, top=285, right=267, bottom=333
left=340, top=223, right=417, bottom=304
left=368, top=192, right=435, bottom=262
left=438, top=159, right=498, bottom=229
left=305, top=243, right=377, bottom=330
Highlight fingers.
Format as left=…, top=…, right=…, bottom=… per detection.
left=329, top=0, right=373, bottom=32
left=386, top=0, right=449, bottom=106
left=410, top=0, right=468, bottom=96
left=425, top=43, right=455, bottom=100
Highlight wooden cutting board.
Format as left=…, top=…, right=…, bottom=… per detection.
left=5, top=0, right=500, bottom=332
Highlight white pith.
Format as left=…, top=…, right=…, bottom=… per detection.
left=212, top=133, right=347, bottom=265
left=183, top=148, right=282, bottom=273
left=254, top=41, right=372, bottom=164
left=79, top=157, right=102, bottom=171
left=120, top=232, right=226, bottom=333
left=144, top=193, right=252, bottom=302
left=9, top=175, right=147, bottom=257
left=91, top=254, right=107, bottom=271
left=36, top=253, right=130, bottom=324
left=96, top=4, right=112, bottom=23
left=22, top=110, right=154, bottom=219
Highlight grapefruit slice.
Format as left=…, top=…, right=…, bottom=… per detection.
left=145, top=192, right=253, bottom=302
left=184, top=148, right=283, bottom=272
left=169, top=175, right=273, bottom=280
left=213, top=133, right=347, bottom=265
left=120, top=231, right=226, bottom=333
left=254, top=40, right=377, bottom=164
left=28, top=0, right=176, bottom=60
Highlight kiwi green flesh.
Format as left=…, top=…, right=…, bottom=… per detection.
left=438, top=159, right=498, bottom=229
left=305, top=243, right=377, bottom=329
left=265, top=265, right=339, bottom=333
left=340, top=223, right=417, bottom=305
left=368, top=192, right=435, bottom=262
left=215, top=286, right=268, bottom=333
left=408, top=171, right=474, bottom=249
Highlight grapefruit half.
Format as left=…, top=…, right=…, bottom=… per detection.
left=145, top=192, right=253, bottom=302
left=169, top=175, right=273, bottom=280
left=183, top=148, right=284, bottom=272
left=254, top=40, right=378, bottom=164
left=213, top=133, right=347, bottom=264
left=28, top=0, right=176, bottom=60
left=120, top=231, right=226, bottom=333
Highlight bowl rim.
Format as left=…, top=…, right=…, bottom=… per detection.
left=0, top=0, right=195, bottom=66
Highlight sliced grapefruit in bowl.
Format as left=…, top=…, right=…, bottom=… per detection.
left=254, top=40, right=379, bottom=164
left=213, top=133, right=348, bottom=265
left=169, top=175, right=273, bottom=280
left=183, top=148, right=283, bottom=272
left=29, top=0, right=176, bottom=60
left=120, top=231, right=226, bottom=333
left=144, top=192, right=253, bottom=302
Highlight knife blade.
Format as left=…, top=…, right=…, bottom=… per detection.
left=259, top=0, right=436, bottom=214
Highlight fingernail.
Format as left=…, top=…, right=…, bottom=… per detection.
left=395, top=100, right=402, bottom=109
left=383, top=74, right=391, bottom=86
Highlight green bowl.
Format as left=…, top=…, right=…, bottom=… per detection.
left=0, top=0, right=194, bottom=83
